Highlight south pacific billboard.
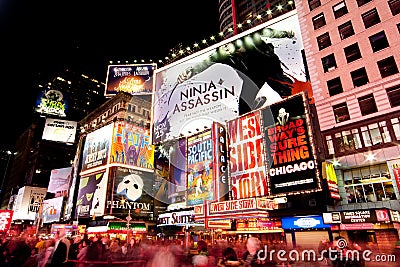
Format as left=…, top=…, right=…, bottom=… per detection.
left=105, top=64, right=156, bottom=96
left=151, top=10, right=311, bottom=144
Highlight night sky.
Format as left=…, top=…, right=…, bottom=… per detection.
left=1, top=0, right=220, bottom=146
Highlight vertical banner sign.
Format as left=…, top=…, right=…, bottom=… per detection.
left=227, top=111, right=268, bottom=199
left=0, top=210, right=13, bottom=232
left=212, top=122, right=229, bottom=201
left=186, top=130, right=215, bottom=206
left=262, top=93, right=320, bottom=196
left=387, top=159, right=400, bottom=193
left=168, top=138, right=187, bottom=200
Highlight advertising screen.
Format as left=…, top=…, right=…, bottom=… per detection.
left=42, top=196, right=64, bottom=224
left=151, top=10, right=311, bottom=144
left=227, top=111, right=268, bottom=199
left=81, top=123, right=113, bottom=173
left=105, top=64, right=156, bottom=96
left=186, top=130, right=215, bottom=206
left=42, top=118, right=77, bottom=144
left=76, top=170, right=108, bottom=218
left=262, top=93, right=320, bottom=196
left=106, top=167, right=154, bottom=218
left=110, top=121, right=154, bottom=170
left=47, top=167, right=72, bottom=197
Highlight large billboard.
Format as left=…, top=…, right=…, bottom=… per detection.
left=42, top=196, right=64, bottom=224
left=106, top=167, right=154, bottom=218
left=151, top=10, right=310, bottom=144
left=227, top=111, right=268, bottom=199
left=47, top=166, right=72, bottom=197
left=42, top=118, right=77, bottom=144
left=110, top=121, right=154, bottom=170
left=12, top=186, right=47, bottom=221
left=262, top=93, right=321, bottom=196
left=105, top=64, right=156, bottom=97
left=35, top=89, right=69, bottom=117
left=76, top=170, right=109, bottom=218
left=81, top=123, right=113, bottom=173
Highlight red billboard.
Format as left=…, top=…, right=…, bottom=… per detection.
left=0, top=210, right=13, bottom=232
left=227, top=111, right=268, bottom=199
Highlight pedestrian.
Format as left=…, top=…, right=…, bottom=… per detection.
left=242, top=237, right=265, bottom=267
left=192, top=240, right=210, bottom=267
left=217, top=246, right=244, bottom=267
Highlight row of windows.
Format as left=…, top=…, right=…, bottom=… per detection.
left=309, top=0, right=399, bottom=13
left=325, top=114, right=400, bottom=156
left=326, top=56, right=399, bottom=96
left=316, top=6, right=391, bottom=50
left=342, top=164, right=397, bottom=203
left=332, top=85, right=400, bottom=125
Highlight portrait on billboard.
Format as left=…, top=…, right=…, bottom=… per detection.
left=152, top=11, right=311, bottom=144
left=76, top=171, right=108, bottom=217
left=107, top=167, right=154, bottom=218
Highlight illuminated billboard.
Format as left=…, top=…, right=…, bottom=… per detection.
left=76, top=170, right=109, bottom=218
left=110, top=121, right=154, bottom=170
left=262, top=93, right=321, bottom=196
left=105, top=64, right=156, bottom=97
left=81, top=123, right=113, bottom=173
left=151, top=10, right=311, bottom=144
left=227, top=111, right=268, bottom=199
left=106, top=167, right=154, bottom=218
left=35, top=89, right=69, bottom=117
left=42, top=196, right=64, bottom=224
left=47, top=166, right=72, bottom=197
left=42, top=118, right=77, bottom=144
left=186, top=122, right=229, bottom=206
left=12, top=186, right=47, bottom=221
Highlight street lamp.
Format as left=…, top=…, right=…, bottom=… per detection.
left=0, top=150, right=17, bottom=195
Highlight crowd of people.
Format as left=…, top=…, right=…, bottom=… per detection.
left=0, top=232, right=384, bottom=267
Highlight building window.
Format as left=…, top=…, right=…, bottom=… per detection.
left=356, top=0, right=372, bottom=7
left=333, top=1, right=348, bottom=19
left=317, top=32, right=331, bottom=50
left=369, top=31, right=389, bottom=52
left=386, top=85, right=400, bottom=107
left=351, top=67, right=369, bottom=87
left=344, top=164, right=396, bottom=204
left=335, top=129, right=363, bottom=153
left=312, top=13, right=326, bottom=30
left=327, top=77, right=344, bottom=96
left=344, top=43, right=362, bottom=63
left=391, top=117, right=400, bottom=140
left=358, top=94, right=378, bottom=116
left=322, top=54, right=337, bottom=72
left=362, top=8, right=381, bottom=29
left=377, top=56, right=399, bottom=78
left=325, top=135, right=335, bottom=155
left=388, top=0, right=400, bottom=15
left=338, top=21, right=355, bottom=40
left=308, top=0, right=321, bottom=11
left=333, top=102, right=350, bottom=123
left=361, top=121, right=392, bottom=146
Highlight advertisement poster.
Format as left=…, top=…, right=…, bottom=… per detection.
left=76, top=171, right=108, bottom=217
left=152, top=11, right=311, bottom=144
left=0, top=210, right=13, bottom=232
left=227, top=111, right=268, bottom=199
left=35, top=89, right=69, bottom=117
left=107, top=167, right=154, bottom=218
left=262, top=93, right=320, bottom=196
left=12, top=186, right=47, bottom=221
left=110, top=121, right=154, bottom=170
left=47, top=166, right=72, bottom=197
left=42, top=118, right=77, bottom=144
left=105, top=64, right=156, bottom=96
left=186, top=130, right=215, bottom=206
left=168, top=138, right=187, bottom=201
left=81, top=124, right=113, bottom=173
left=387, top=159, right=400, bottom=193
left=42, top=197, right=64, bottom=224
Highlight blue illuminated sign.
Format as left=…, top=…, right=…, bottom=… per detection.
left=281, top=215, right=331, bottom=229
